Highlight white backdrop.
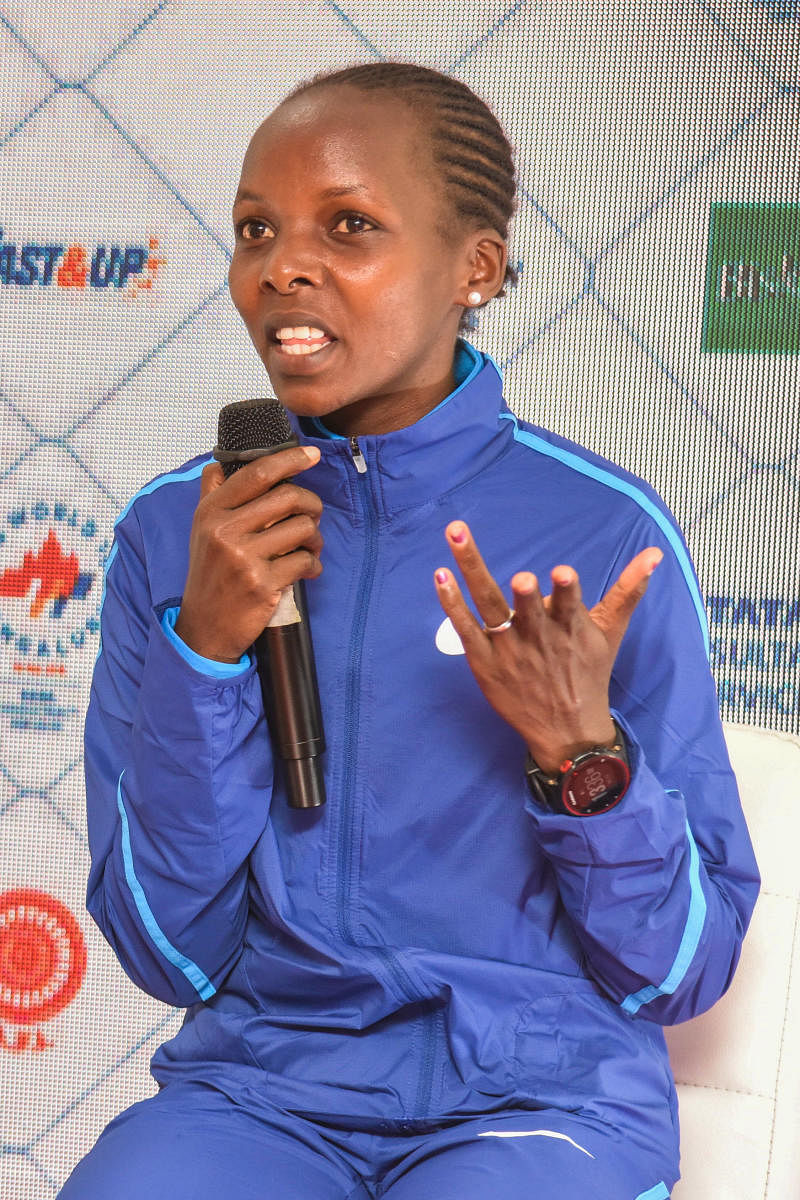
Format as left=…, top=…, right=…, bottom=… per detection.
left=1, top=2, right=798, bottom=1194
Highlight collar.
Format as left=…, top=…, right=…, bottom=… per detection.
left=291, top=343, right=515, bottom=517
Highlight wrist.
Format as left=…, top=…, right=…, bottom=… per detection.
left=525, top=718, right=630, bottom=817
left=173, top=609, right=243, bottom=664
left=161, top=606, right=251, bottom=679
left=526, top=718, right=617, bottom=777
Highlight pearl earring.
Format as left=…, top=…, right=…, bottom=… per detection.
left=467, top=291, right=482, bottom=306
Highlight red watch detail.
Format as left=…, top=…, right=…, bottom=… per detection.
left=562, top=752, right=630, bottom=815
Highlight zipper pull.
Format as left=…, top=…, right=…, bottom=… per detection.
left=349, top=436, right=367, bottom=474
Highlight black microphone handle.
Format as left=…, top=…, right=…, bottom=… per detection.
left=254, top=582, right=326, bottom=809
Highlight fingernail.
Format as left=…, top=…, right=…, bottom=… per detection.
left=435, top=569, right=449, bottom=585
left=449, top=524, right=467, bottom=544
left=647, top=551, right=664, bottom=576
left=302, top=445, right=321, bottom=463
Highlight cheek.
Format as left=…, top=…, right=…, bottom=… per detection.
left=227, top=270, right=244, bottom=316
left=351, top=271, right=425, bottom=343
left=227, top=256, right=255, bottom=320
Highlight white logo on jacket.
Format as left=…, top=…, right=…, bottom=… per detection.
left=435, top=617, right=465, bottom=656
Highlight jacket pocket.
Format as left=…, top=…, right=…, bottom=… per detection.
left=514, top=989, right=673, bottom=1109
left=512, top=994, right=566, bottom=1089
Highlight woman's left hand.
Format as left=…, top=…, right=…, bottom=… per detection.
left=434, top=521, right=662, bottom=774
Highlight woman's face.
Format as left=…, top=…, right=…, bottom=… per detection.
left=228, top=87, right=500, bottom=436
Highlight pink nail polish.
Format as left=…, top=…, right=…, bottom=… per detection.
left=450, top=527, right=466, bottom=544
left=435, top=569, right=449, bottom=585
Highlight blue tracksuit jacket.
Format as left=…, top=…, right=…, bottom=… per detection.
left=84, top=344, right=759, bottom=1175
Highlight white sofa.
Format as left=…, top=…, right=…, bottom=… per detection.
left=666, top=724, right=800, bottom=1197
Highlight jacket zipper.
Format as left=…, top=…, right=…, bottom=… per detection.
left=349, top=436, right=367, bottom=474
left=336, top=437, right=376, bottom=944
left=336, top=437, right=438, bottom=1118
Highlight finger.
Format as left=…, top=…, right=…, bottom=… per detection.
left=268, top=548, right=324, bottom=593
left=229, top=481, right=323, bottom=535
left=250, top=514, right=323, bottom=560
left=200, top=461, right=226, bottom=498
left=547, top=565, right=583, bottom=629
left=433, top=567, right=492, bottom=660
left=445, top=521, right=512, bottom=629
left=219, top=445, right=321, bottom=508
left=509, top=571, right=545, bottom=640
left=591, top=547, right=664, bottom=651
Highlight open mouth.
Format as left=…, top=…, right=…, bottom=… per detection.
left=273, top=325, right=335, bottom=356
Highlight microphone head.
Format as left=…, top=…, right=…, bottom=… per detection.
left=217, top=397, right=295, bottom=452
left=215, top=398, right=298, bottom=475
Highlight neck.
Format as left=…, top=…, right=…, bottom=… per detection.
left=323, top=368, right=458, bottom=438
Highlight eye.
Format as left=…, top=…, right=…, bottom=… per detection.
left=332, top=212, right=376, bottom=235
left=236, top=218, right=274, bottom=242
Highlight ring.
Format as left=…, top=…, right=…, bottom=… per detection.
left=482, top=609, right=515, bottom=635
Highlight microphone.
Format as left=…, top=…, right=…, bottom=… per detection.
left=214, top=398, right=326, bottom=809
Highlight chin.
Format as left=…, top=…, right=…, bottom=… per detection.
left=267, top=378, right=351, bottom=422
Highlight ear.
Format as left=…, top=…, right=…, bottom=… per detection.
left=458, top=228, right=508, bottom=308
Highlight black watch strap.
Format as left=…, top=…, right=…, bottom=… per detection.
left=525, top=720, right=631, bottom=817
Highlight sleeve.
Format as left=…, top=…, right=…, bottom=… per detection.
left=524, top=509, right=760, bottom=1025
left=84, top=500, right=273, bottom=1006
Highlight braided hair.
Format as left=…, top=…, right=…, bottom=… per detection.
left=286, top=62, right=518, bottom=328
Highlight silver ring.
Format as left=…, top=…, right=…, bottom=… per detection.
left=482, top=609, right=515, bottom=635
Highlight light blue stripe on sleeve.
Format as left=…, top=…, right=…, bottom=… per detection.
left=500, top=415, right=709, bottom=655
left=116, top=770, right=216, bottom=1001
left=621, top=820, right=706, bottom=1015
left=633, top=1183, right=670, bottom=1200
left=161, top=605, right=250, bottom=678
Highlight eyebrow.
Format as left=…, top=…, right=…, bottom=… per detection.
left=318, top=184, right=370, bottom=200
left=233, top=183, right=371, bottom=207
left=233, top=188, right=262, bottom=205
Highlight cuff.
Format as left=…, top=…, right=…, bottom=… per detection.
left=161, top=606, right=251, bottom=679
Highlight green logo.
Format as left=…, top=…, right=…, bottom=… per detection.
left=702, top=203, right=800, bottom=353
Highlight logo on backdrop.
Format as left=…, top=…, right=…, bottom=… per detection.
left=0, top=497, right=108, bottom=729
left=709, top=594, right=800, bottom=722
left=701, top=203, right=800, bottom=353
left=0, top=226, right=166, bottom=295
left=0, top=888, right=87, bottom=1052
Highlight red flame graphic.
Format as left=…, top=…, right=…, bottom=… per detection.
left=0, top=530, right=80, bottom=619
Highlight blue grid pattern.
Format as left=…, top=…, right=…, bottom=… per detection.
left=0, top=1, right=798, bottom=1192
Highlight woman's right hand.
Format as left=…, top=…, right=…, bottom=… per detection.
left=174, top=445, right=323, bottom=662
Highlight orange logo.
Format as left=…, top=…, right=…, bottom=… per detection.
left=0, top=888, right=87, bottom=1050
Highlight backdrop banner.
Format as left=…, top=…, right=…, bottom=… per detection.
left=1, top=2, right=797, bottom=1194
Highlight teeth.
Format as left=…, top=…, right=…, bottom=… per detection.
left=283, top=342, right=327, bottom=355
left=276, top=326, right=327, bottom=341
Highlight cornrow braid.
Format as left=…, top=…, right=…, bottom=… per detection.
left=287, top=62, right=518, bottom=326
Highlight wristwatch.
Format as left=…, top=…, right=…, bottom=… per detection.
left=525, top=720, right=631, bottom=817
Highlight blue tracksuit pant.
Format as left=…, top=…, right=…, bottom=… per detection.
left=58, top=1082, right=671, bottom=1199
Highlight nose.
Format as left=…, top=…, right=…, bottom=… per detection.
left=258, top=230, right=323, bottom=294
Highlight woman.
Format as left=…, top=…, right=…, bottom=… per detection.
left=63, top=63, right=759, bottom=1199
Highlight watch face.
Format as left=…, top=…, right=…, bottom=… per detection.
left=563, top=753, right=630, bottom=816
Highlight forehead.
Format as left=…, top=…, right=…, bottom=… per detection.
left=239, top=86, right=434, bottom=200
